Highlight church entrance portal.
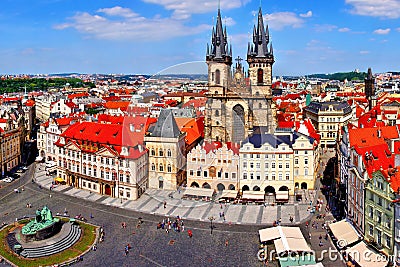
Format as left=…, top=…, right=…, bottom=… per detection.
left=232, top=104, right=245, bottom=143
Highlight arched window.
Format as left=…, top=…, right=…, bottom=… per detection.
left=167, top=149, right=172, bottom=157
left=159, top=164, right=164, bottom=172
left=167, top=164, right=172, bottom=173
left=257, top=68, right=263, bottom=84
left=215, top=69, right=221, bottom=85
left=259, top=103, right=262, bottom=109
left=151, top=163, right=155, bottom=171
left=151, top=148, right=155, bottom=156
left=215, top=109, right=219, bottom=116
left=159, top=149, right=163, bottom=157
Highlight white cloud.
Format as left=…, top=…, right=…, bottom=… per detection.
left=338, top=27, right=351, bottom=32
left=97, top=6, right=138, bottom=18
left=54, top=7, right=210, bottom=41
left=265, top=12, right=305, bottom=30
left=359, top=50, right=370, bottom=54
left=223, top=17, right=236, bottom=26
left=300, top=11, right=312, bottom=18
left=314, top=24, right=338, bottom=33
left=373, top=28, right=391, bottom=34
left=346, top=0, right=400, bottom=19
left=142, top=0, right=251, bottom=19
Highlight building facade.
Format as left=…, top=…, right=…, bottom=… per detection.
left=304, top=101, right=352, bottom=148
left=364, top=170, right=395, bottom=257
left=186, top=142, right=239, bottom=191
left=239, top=131, right=318, bottom=195
left=55, top=121, right=148, bottom=200
left=145, top=109, right=186, bottom=190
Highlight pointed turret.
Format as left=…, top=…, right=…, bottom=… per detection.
left=206, top=7, right=231, bottom=64
left=246, top=6, right=275, bottom=97
left=247, top=6, right=274, bottom=60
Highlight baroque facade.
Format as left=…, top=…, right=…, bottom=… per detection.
left=54, top=120, right=148, bottom=201
left=204, top=7, right=275, bottom=144
left=239, top=130, right=318, bottom=196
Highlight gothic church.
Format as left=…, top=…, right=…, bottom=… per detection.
left=204, top=7, right=276, bottom=143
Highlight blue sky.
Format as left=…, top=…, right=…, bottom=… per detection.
left=1, top=0, right=400, bottom=76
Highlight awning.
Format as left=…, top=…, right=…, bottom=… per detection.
left=328, top=219, right=360, bottom=247
left=183, top=187, right=214, bottom=198
left=259, top=226, right=313, bottom=254
left=219, top=190, right=238, bottom=199
left=241, top=191, right=265, bottom=200
left=345, top=242, right=388, bottom=267
left=276, top=191, right=289, bottom=200
left=54, top=177, right=65, bottom=183
left=259, top=227, right=281, bottom=242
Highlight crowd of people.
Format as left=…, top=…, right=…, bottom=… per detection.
left=157, top=216, right=186, bottom=234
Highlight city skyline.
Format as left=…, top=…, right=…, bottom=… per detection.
left=1, top=0, right=400, bottom=75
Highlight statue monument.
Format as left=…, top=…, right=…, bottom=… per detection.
left=21, top=206, right=60, bottom=242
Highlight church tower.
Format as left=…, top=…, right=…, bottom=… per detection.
left=206, top=7, right=232, bottom=94
left=204, top=5, right=276, bottom=143
left=205, top=7, right=238, bottom=143
left=364, top=67, right=376, bottom=110
left=246, top=7, right=275, bottom=133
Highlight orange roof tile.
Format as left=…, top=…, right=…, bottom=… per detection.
left=103, top=101, right=130, bottom=109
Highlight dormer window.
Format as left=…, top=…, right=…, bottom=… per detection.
left=121, top=147, right=128, bottom=156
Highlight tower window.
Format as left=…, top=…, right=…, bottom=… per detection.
left=215, top=69, right=221, bottom=85
left=259, top=103, right=262, bottom=109
left=257, top=69, right=263, bottom=84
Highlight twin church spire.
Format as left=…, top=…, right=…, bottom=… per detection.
left=206, top=6, right=273, bottom=62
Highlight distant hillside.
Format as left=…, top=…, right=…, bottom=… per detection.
left=308, top=71, right=367, bottom=81
left=151, top=74, right=208, bottom=81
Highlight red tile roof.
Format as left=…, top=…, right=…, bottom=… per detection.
left=56, top=117, right=74, bottom=126
left=25, top=99, right=35, bottom=107
left=103, top=101, right=130, bottom=110
left=202, top=141, right=240, bottom=155
left=65, top=101, right=78, bottom=109
left=182, top=98, right=207, bottom=109
left=175, top=117, right=204, bottom=147
left=349, top=126, right=398, bottom=148
left=354, top=143, right=394, bottom=177
left=67, top=92, right=89, bottom=100
left=97, top=114, right=124, bottom=124
left=57, top=120, right=152, bottom=159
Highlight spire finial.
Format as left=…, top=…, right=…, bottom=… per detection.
left=218, top=0, right=220, bottom=10
left=260, top=0, right=262, bottom=8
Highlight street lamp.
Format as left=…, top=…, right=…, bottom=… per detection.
left=208, top=216, right=215, bottom=235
